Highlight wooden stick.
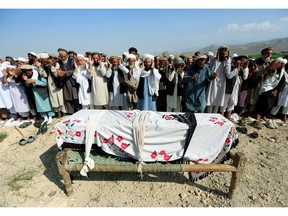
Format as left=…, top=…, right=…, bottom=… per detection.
left=14, top=126, right=25, bottom=138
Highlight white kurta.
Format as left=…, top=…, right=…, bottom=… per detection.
left=277, top=71, right=288, bottom=107
left=88, top=63, right=109, bottom=106
left=5, top=78, right=30, bottom=113
left=75, top=65, right=92, bottom=106
left=206, top=57, right=231, bottom=107
left=0, top=62, right=13, bottom=110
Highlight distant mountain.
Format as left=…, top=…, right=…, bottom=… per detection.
left=178, top=37, right=288, bottom=57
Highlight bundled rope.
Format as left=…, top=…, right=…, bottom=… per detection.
left=132, top=111, right=150, bottom=179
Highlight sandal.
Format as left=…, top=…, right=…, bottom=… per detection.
left=249, top=131, right=259, bottom=139
left=19, top=138, right=28, bottom=146
left=19, top=121, right=32, bottom=128
left=36, top=121, right=48, bottom=135
left=236, top=126, right=248, bottom=134
left=27, top=135, right=37, bottom=143
left=251, top=120, right=263, bottom=130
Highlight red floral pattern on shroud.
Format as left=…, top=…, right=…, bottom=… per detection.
left=151, top=151, right=158, bottom=159
left=75, top=131, right=81, bottom=137
left=116, top=136, right=123, bottom=142
left=121, top=142, right=129, bottom=150
left=164, top=154, right=171, bottom=161
left=103, top=138, right=109, bottom=144
left=164, top=115, right=174, bottom=120
left=160, top=150, right=166, bottom=155
left=108, top=136, right=115, bottom=143
left=57, top=129, right=62, bottom=135
left=225, top=137, right=231, bottom=143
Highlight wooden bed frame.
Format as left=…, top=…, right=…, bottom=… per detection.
left=55, top=146, right=247, bottom=199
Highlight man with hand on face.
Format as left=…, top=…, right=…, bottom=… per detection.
left=124, top=54, right=140, bottom=110
left=183, top=55, right=216, bottom=113
left=57, top=48, right=79, bottom=115
left=166, top=57, right=185, bottom=112
left=106, top=56, right=129, bottom=110
left=134, top=53, right=161, bottom=111
left=206, top=45, right=232, bottom=114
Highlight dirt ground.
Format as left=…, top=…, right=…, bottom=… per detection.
left=0, top=115, right=287, bottom=209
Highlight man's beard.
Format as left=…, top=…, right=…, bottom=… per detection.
left=112, top=66, right=118, bottom=71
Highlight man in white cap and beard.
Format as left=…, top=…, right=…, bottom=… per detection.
left=133, top=53, right=161, bottom=111
left=73, top=54, right=93, bottom=109
left=124, top=54, right=140, bottom=110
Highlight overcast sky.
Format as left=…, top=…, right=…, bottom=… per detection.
left=0, top=1, right=288, bottom=59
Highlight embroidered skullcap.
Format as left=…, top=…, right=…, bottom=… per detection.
left=195, top=55, right=207, bottom=61
left=77, top=54, right=85, bottom=59
left=218, top=45, right=230, bottom=52
left=173, top=57, right=184, bottom=65
left=159, top=57, right=167, bottom=61
left=207, top=52, right=214, bottom=57
left=20, top=64, right=33, bottom=70
left=109, top=56, right=119, bottom=61
left=142, top=53, right=154, bottom=61
left=28, top=52, right=37, bottom=57
left=49, top=54, right=58, bottom=59
left=39, top=53, right=50, bottom=59
left=127, top=54, right=136, bottom=60
left=16, top=57, right=28, bottom=63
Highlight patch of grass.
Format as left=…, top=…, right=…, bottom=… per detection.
left=0, top=132, right=8, bottom=143
left=7, top=170, right=37, bottom=192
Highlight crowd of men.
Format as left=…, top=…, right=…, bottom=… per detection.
left=0, top=46, right=287, bottom=129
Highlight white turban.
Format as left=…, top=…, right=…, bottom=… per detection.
left=28, top=52, right=37, bottom=57
left=39, top=53, right=49, bottom=59
left=77, top=54, right=85, bottom=59
left=127, top=54, right=136, bottom=60
left=142, top=53, right=154, bottom=61
left=168, top=55, right=174, bottom=60
left=16, top=57, right=28, bottom=62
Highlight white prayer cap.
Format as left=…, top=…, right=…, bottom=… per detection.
left=77, top=54, right=85, bottom=59
left=207, top=51, right=214, bottom=57
left=168, top=54, right=174, bottom=59
left=39, top=53, right=50, bottom=59
left=16, top=57, right=28, bottom=63
left=232, top=53, right=238, bottom=58
left=28, top=52, right=37, bottom=57
left=142, top=53, right=154, bottom=61
left=6, top=65, right=16, bottom=69
left=123, top=51, right=128, bottom=57
left=127, top=54, right=136, bottom=60
left=84, top=57, right=88, bottom=61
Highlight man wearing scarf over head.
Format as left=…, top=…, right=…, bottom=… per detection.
left=134, top=53, right=161, bottom=111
